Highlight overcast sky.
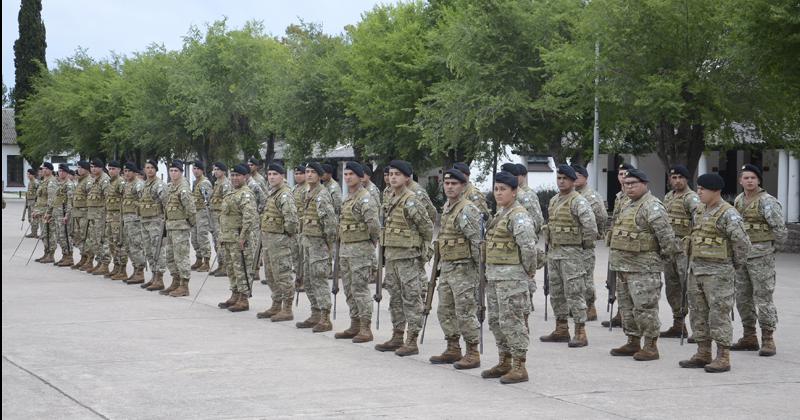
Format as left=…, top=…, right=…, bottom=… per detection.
left=2, top=0, right=387, bottom=92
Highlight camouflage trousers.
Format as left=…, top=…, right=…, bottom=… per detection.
left=487, top=278, right=530, bottom=358
left=548, top=258, right=588, bottom=323
left=38, top=215, right=57, bottom=254
left=222, top=242, right=254, bottom=294
left=688, top=267, right=734, bottom=346
left=735, top=253, right=778, bottom=330
left=663, top=252, right=689, bottom=319
left=302, top=239, right=332, bottom=312
left=141, top=217, right=166, bottom=273
left=384, top=257, right=425, bottom=334
left=51, top=208, right=71, bottom=255
left=166, top=228, right=191, bottom=279
left=26, top=199, right=39, bottom=235
left=105, top=214, right=126, bottom=267
left=191, top=209, right=211, bottom=259
left=210, top=210, right=224, bottom=267
left=122, top=214, right=147, bottom=269
left=583, top=251, right=597, bottom=304
left=437, top=263, right=480, bottom=344
left=86, top=208, right=109, bottom=264
left=341, top=255, right=373, bottom=321
left=617, top=271, right=663, bottom=338
left=264, top=233, right=295, bottom=302
left=71, top=214, right=87, bottom=250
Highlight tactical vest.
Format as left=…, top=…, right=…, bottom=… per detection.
left=262, top=183, right=291, bottom=234
left=52, top=180, right=68, bottom=207
left=73, top=176, right=88, bottom=209
left=439, top=198, right=471, bottom=261
left=105, top=177, right=123, bottom=212
left=221, top=188, right=245, bottom=228
left=166, top=183, right=188, bottom=221
left=302, top=185, right=325, bottom=237
left=293, top=184, right=305, bottom=211
left=121, top=180, right=140, bottom=214
left=547, top=191, right=583, bottom=246
left=34, top=178, right=51, bottom=207
left=691, top=202, right=733, bottom=261
left=210, top=178, right=226, bottom=211
left=140, top=179, right=162, bottom=217
left=26, top=181, right=38, bottom=200
left=86, top=174, right=107, bottom=207
left=382, top=189, right=421, bottom=248
left=610, top=196, right=659, bottom=252
left=486, top=206, right=526, bottom=265
left=340, top=188, right=371, bottom=243
left=666, top=190, right=693, bottom=238
left=736, top=192, right=775, bottom=243
left=193, top=176, right=208, bottom=209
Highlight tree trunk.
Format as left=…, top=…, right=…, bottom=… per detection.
left=264, top=132, right=275, bottom=164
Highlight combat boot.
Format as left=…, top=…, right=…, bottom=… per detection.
left=55, top=255, right=66, bottom=266
left=481, top=352, right=512, bottom=378
left=375, top=329, right=404, bottom=352
left=256, top=300, right=282, bottom=318
left=568, top=323, right=588, bottom=348
left=335, top=318, right=361, bottom=339
left=220, top=291, right=239, bottom=309
left=500, top=355, right=528, bottom=384
left=271, top=300, right=294, bottom=322
left=39, top=252, right=55, bottom=264
left=58, top=254, right=74, bottom=267
left=146, top=273, right=165, bottom=291
left=228, top=294, right=249, bottom=312
left=429, top=337, right=462, bottom=364
left=312, top=310, right=333, bottom=333
left=633, top=337, right=660, bottom=361
left=395, top=331, right=419, bottom=357
left=35, top=251, right=46, bottom=262
left=92, top=262, right=110, bottom=276
left=71, top=254, right=87, bottom=270
left=112, top=265, right=129, bottom=280
left=197, top=257, right=210, bottom=272
left=213, top=267, right=227, bottom=277
left=704, top=345, right=731, bottom=373
left=159, top=274, right=180, bottom=295
left=126, top=267, right=145, bottom=285
left=610, top=335, right=642, bottom=356
left=141, top=272, right=156, bottom=289
left=190, top=257, right=202, bottom=270
left=169, top=278, right=190, bottom=297
left=679, top=340, right=713, bottom=368
left=660, top=317, right=688, bottom=338
left=296, top=309, right=321, bottom=329
left=539, top=319, right=571, bottom=342
left=352, top=318, right=373, bottom=343
left=731, top=326, right=760, bottom=351
left=759, top=328, right=776, bottom=357
left=601, top=311, right=622, bottom=328
left=586, top=302, right=598, bottom=321
left=79, top=255, right=95, bottom=271
left=104, top=263, right=118, bottom=278
left=453, top=342, right=480, bottom=370
left=25, top=231, right=38, bottom=238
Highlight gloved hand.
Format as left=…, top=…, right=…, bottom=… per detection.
left=582, top=239, right=595, bottom=250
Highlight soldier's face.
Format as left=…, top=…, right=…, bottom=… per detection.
left=670, top=174, right=687, bottom=191
left=494, top=183, right=517, bottom=207
left=383, top=173, right=389, bottom=185
left=739, top=171, right=759, bottom=191
left=443, top=179, right=464, bottom=199
left=361, top=174, right=370, bottom=187
left=248, top=163, right=259, bottom=175
left=305, top=169, right=320, bottom=184
left=193, top=167, right=204, bottom=178
left=109, top=167, right=120, bottom=177
left=557, top=174, right=574, bottom=192
left=123, top=169, right=133, bottom=181
left=145, top=164, right=156, bottom=178
left=77, top=167, right=87, bottom=176
left=230, top=172, right=244, bottom=188
left=388, top=169, right=407, bottom=189
left=213, top=168, right=224, bottom=179
left=574, top=174, right=587, bottom=188
left=58, top=170, right=69, bottom=180
left=91, top=166, right=101, bottom=176
left=169, top=168, right=182, bottom=181
left=267, top=170, right=283, bottom=187
left=617, top=170, right=627, bottom=185
left=623, top=177, right=647, bottom=200
left=343, top=169, right=360, bottom=189
left=697, top=186, right=721, bottom=205
left=294, top=171, right=305, bottom=183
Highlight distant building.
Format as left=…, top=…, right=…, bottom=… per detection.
left=2, top=108, right=33, bottom=193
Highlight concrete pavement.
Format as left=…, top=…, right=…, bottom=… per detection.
left=3, top=199, right=799, bottom=419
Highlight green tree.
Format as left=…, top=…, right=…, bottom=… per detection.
left=13, top=0, right=47, bottom=163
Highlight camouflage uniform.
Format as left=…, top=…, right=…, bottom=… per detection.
left=517, top=185, right=544, bottom=302
left=324, top=178, right=343, bottom=215
left=292, top=182, right=306, bottom=285
left=247, top=177, right=266, bottom=279
left=140, top=177, right=168, bottom=274
left=86, top=172, right=110, bottom=264
left=52, top=177, right=75, bottom=257
left=610, top=192, right=679, bottom=340
left=104, top=174, right=126, bottom=271
left=261, top=181, right=299, bottom=303
left=464, top=181, right=491, bottom=222
left=164, top=178, right=197, bottom=281
left=121, top=177, right=146, bottom=272
left=191, top=175, right=213, bottom=263
left=33, top=175, right=58, bottom=256
left=733, top=190, right=787, bottom=332
left=71, top=173, right=91, bottom=252
left=251, top=172, right=268, bottom=196
left=300, top=184, right=338, bottom=313
left=209, top=176, right=231, bottom=271
left=220, top=182, right=259, bottom=296
left=365, top=181, right=382, bottom=207
left=408, top=180, right=438, bottom=223
left=339, top=187, right=380, bottom=323
left=576, top=184, right=607, bottom=306
left=663, top=188, right=700, bottom=320
left=25, top=177, right=40, bottom=236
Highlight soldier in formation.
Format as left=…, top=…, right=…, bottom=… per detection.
left=321, top=163, right=343, bottom=215
left=209, top=162, right=232, bottom=277
left=32, top=162, right=57, bottom=263
left=51, top=164, right=75, bottom=266
left=190, top=161, right=213, bottom=273
left=104, top=161, right=127, bottom=280
left=571, top=163, right=607, bottom=321
left=24, top=168, right=40, bottom=238
left=70, top=161, right=92, bottom=269
left=120, top=162, right=147, bottom=284
left=139, top=160, right=168, bottom=291
left=603, top=162, right=636, bottom=328
left=161, top=160, right=197, bottom=297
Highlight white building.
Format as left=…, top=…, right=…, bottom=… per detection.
left=2, top=108, right=33, bottom=193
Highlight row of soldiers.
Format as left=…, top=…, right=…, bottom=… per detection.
left=23, top=156, right=786, bottom=382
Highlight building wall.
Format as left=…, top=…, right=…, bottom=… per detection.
left=2, top=144, right=33, bottom=193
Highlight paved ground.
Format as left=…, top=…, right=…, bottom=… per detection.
left=3, top=199, right=799, bottom=419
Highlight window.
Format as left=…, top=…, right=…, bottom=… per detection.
left=525, top=155, right=551, bottom=172
left=7, top=155, right=24, bottom=187
left=50, top=155, right=67, bottom=164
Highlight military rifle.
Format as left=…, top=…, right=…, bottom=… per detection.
left=373, top=214, right=385, bottom=329
left=26, top=219, right=46, bottom=266
left=62, top=202, right=72, bottom=255
left=21, top=202, right=28, bottom=230
left=10, top=223, right=32, bottom=262
left=478, top=217, right=487, bottom=354
left=331, top=238, right=341, bottom=320
left=419, top=240, right=440, bottom=345
left=606, top=261, right=617, bottom=332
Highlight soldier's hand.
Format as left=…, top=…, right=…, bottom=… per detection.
left=582, top=239, right=595, bottom=250
left=62, top=217, right=68, bottom=225
left=239, top=239, right=246, bottom=250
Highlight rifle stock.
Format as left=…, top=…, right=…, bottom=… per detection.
left=331, top=239, right=341, bottom=320
left=478, top=218, right=486, bottom=354
left=606, top=262, right=617, bottom=332
left=543, top=242, right=550, bottom=321
left=373, top=222, right=385, bottom=329
left=419, top=241, right=440, bottom=345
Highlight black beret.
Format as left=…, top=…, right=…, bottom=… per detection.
left=306, top=162, right=325, bottom=176
left=108, top=160, right=121, bottom=169
left=363, top=164, right=373, bottom=177
left=515, top=164, right=528, bottom=176
left=443, top=169, right=467, bottom=183
left=58, top=163, right=70, bottom=171
left=572, top=164, right=589, bottom=178
left=294, top=165, right=306, bottom=173
left=388, top=160, right=412, bottom=177
left=494, top=171, right=518, bottom=188
left=625, top=168, right=649, bottom=182
left=68, top=169, right=76, bottom=176
left=213, top=162, right=227, bottom=171
left=248, top=157, right=261, bottom=166
left=618, top=163, right=635, bottom=171
left=500, top=163, right=520, bottom=176
left=557, top=164, right=577, bottom=181
left=697, top=173, right=724, bottom=191
left=383, top=166, right=390, bottom=174
left=27, top=168, right=37, bottom=175
left=169, top=160, right=184, bottom=171
left=669, top=165, right=690, bottom=179
left=321, top=163, right=335, bottom=175
left=267, top=163, right=285, bottom=174
left=145, top=159, right=159, bottom=170
left=90, top=158, right=104, bottom=168
left=233, top=164, right=249, bottom=176
left=41, top=162, right=54, bottom=171
left=453, top=162, right=471, bottom=176
left=740, top=164, right=762, bottom=180
left=124, top=162, right=138, bottom=172
left=77, top=160, right=90, bottom=170
left=193, top=160, right=205, bottom=170
left=345, top=161, right=364, bottom=177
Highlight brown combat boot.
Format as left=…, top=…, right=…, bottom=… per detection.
left=704, top=344, right=731, bottom=373
left=159, top=274, right=181, bottom=295
left=58, top=254, right=74, bottom=267
left=633, top=337, right=660, bottom=361
left=454, top=342, right=481, bottom=370
left=679, top=340, right=713, bottom=368
left=79, top=255, right=95, bottom=271
left=196, top=257, right=210, bottom=272
left=375, top=329, right=404, bottom=352
left=190, top=257, right=202, bottom=270
left=169, top=278, right=190, bottom=297
left=126, top=267, right=145, bottom=285
left=271, top=300, right=294, bottom=322
left=219, top=291, right=239, bottom=309
left=610, top=335, right=642, bottom=356
left=256, top=300, right=282, bottom=318
left=568, top=323, right=588, bottom=348
left=481, top=352, right=512, bottom=378
left=92, top=262, right=110, bottom=276
left=586, top=302, right=598, bottom=321
left=601, top=311, right=623, bottom=328
left=146, top=273, right=165, bottom=291
left=352, top=318, right=373, bottom=343
left=759, top=328, right=776, bottom=357
left=54, top=255, right=66, bottom=266
left=429, top=337, right=462, bottom=364
left=39, top=252, right=55, bottom=264
left=71, top=254, right=87, bottom=270
left=228, top=294, right=249, bottom=312
left=660, top=317, right=689, bottom=338
left=540, top=319, right=571, bottom=342
left=335, top=318, right=361, bottom=339
left=104, top=263, right=119, bottom=278
left=731, top=326, right=760, bottom=351
left=312, top=310, right=333, bottom=333
left=500, top=355, right=528, bottom=384
left=112, top=265, right=129, bottom=280
left=35, top=251, right=47, bottom=262
left=296, top=309, right=321, bottom=329
left=213, top=266, right=227, bottom=277
left=395, top=331, right=419, bottom=357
